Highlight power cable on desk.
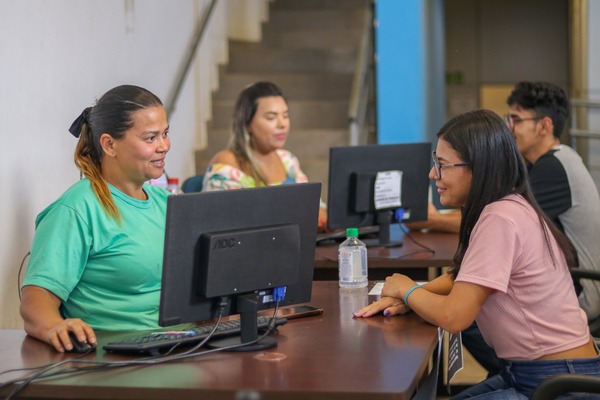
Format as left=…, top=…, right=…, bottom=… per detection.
left=378, top=225, right=436, bottom=260
left=0, top=303, right=282, bottom=400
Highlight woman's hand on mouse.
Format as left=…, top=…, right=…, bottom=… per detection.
left=46, top=319, right=96, bottom=352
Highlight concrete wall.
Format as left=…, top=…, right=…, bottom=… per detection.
left=445, top=0, right=568, bottom=118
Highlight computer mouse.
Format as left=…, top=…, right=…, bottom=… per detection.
left=67, top=332, right=96, bottom=353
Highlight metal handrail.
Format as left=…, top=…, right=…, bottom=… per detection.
left=348, top=2, right=375, bottom=146
left=571, top=99, right=600, bottom=108
left=569, top=98, right=600, bottom=140
left=568, top=98, right=600, bottom=166
left=165, top=0, right=218, bottom=119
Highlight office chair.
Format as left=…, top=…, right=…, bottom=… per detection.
left=181, top=175, right=204, bottom=193
left=530, top=374, right=600, bottom=400
left=570, top=268, right=600, bottom=337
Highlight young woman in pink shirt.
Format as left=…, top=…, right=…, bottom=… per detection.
left=354, top=109, right=600, bottom=399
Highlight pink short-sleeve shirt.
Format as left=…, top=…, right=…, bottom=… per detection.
left=455, top=194, right=589, bottom=360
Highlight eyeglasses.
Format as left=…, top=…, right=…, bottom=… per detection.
left=431, top=151, right=471, bottom=180
left=503, top=114, right=544, bottom=131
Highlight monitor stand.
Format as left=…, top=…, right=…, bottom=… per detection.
left=207, top=293, right=277, bottom=352
left=361, top=211, right=404, bottom=248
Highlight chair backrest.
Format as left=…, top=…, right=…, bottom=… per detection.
left=530, top=373, right=600, bottom=400
left=570, top=267, right=600, bottom=337
left=182, top=175, right=204, bottom=193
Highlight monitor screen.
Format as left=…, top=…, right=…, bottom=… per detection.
left=327, top=143, right=432, bottom=247
left=159, top=183, right=321, bottom=350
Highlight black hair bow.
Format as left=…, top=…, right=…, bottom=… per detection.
left=68, top=107, right=92, bottom=138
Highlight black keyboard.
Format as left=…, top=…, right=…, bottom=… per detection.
left=103, top=316, right=287, bottom=355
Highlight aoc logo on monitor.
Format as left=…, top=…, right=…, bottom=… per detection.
left=213, top=237, right=238, bottom=250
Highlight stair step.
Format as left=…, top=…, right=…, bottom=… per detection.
left=261, top=26, right=362, bottom=50
left=210, top=99, right=349, bottom=130
left=270, top=0, right=370, bottom=11
left=295, top=158, right=330, bottom=200
left=266, top=9, right=366, bottom=31
left=286, top=128, right=348, bottom=156
left=213, top=73, right=353, bottom=101
left=226, top=42, right=356, bottom=74
left=203, top=129, right=231, bottom=159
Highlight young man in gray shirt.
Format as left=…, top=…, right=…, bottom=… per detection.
left=505, top=81, right=600, bottom=321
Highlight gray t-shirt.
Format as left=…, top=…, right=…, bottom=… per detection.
left=529, top=145, right=600, bottom=320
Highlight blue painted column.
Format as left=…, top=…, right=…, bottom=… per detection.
left=375, top=0, right=445, bottom=145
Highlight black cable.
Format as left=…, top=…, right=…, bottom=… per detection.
left=3, top=352, right=92, bottom=400
left=0, top=351, right=90, bottom=379
left=17, top=252, right=30, bottom=301
left=0, top=304, right=282, bottom=397
left=399, top=225, right=436, bottom=253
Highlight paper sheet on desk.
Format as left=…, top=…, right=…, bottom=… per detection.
left=369, top=282, right=385, bottom=295
left=369, top=281, right=428, bottom=296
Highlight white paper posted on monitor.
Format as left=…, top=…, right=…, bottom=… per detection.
left=374, top=170, right=402, bottom=210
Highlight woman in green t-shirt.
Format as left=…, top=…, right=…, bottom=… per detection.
left=20, top=85, right=171, bottom=352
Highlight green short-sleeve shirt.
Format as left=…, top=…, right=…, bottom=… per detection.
left=23, top=179, right=170, bottom=331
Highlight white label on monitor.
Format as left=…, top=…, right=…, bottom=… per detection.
left=374, top=170, right=402, bottom=210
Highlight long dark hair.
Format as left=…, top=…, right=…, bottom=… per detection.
left=228, top=81, right=287, bottom=185
left=73, top=84, right=163, bottom=221
left=441, top=109, right=575, bottom=279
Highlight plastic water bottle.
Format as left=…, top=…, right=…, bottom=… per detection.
left=148, top=172, right=169, bottom=189
left=166, top=177, right=183, bottom=194
left=338, top=228, right=368, bottom=289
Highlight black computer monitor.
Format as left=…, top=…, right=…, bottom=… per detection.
left=159, top=183, right=321, bottom=351
left=327, top=143, right=432, bottom=247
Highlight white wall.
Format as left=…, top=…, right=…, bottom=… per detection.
left=0, top=0, right=269, bottom=329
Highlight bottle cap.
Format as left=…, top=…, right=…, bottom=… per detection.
left=167, top=177, right=179, bottom=185
left=346, top=228, right=358, bottom=238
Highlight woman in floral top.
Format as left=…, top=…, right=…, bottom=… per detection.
left=203, top=81, right=327, bottom=231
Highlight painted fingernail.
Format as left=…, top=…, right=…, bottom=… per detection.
left=383, top=310, right=391, bottom=317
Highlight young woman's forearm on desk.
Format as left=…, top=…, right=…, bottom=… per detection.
left=399, top=281, right=491, bottom=334
left=421, top=272, right=454, bottom=295
left=378, top=273, right=489, bottom=333
left=354, top=273, right=490, bottom=334
left=20, top=286, right=96, bottom=352
left=353, top=273, right=454, bottom=319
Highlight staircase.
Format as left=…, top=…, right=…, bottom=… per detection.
left=196, top=0, right=372, bottom=199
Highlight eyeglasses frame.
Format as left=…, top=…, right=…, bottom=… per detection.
left=503, top=114, right=545, bottom=131
left=431, top=151, right=471, bottom=180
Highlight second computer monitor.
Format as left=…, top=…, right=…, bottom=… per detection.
left=327, top=142, right=431, bottom=247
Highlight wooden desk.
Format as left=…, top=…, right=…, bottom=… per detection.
left=0, top=281, right=439, bottom=400
left=314, top=231, right=458, bottom=280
